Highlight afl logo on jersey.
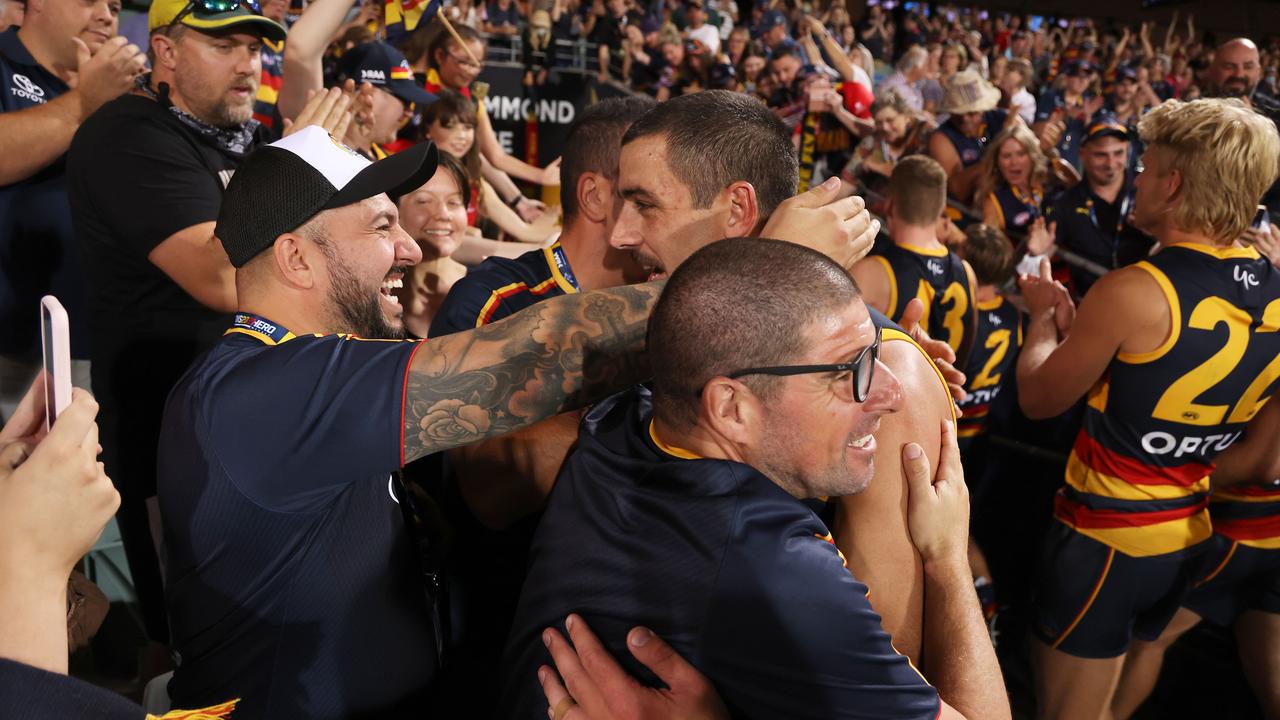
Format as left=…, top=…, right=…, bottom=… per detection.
left=962, top=148, right=979, bottom=164
left=1013, top=211, right=1032, bottom=228
left=10, top=73, right=46, bottom=103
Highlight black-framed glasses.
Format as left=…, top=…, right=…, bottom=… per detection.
left=727, top=327, right=882, bottom=403
left=169, top=0, right=261, bottom=30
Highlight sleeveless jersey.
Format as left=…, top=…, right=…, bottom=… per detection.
left=987, top=183, right=1043, bottom=238
left=869, top=241, right=975, bottom=357
left=957, top=295, right=1023, bottom=441
left=936, top=109, right=1008, bottom=169
left=1058, top=243, right=1280, bottom=557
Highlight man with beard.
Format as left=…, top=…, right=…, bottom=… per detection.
left=155, top=127, right=869, bottom=719
left=1205, top=37, right=1280, bottom=220
left=65, top=0, right=289, bottom=658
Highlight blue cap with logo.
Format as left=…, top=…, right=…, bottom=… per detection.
left=338, top=41, right=437, bottom=107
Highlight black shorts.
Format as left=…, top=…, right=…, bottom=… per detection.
left=1183, top=534, right=1280, bottom=626
left=1032, top=521, right=1209, bottom=658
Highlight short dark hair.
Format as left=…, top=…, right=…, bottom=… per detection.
left=769, top=43, right=802, bottom=64
left=648, top=237, right=861, bottom=428
left=561, top=97, right=656, bottom=222
left=888, top=155, right=947, bottom=226
left=963, top=223, right=1014, bottom=286
left=621, top=90, right=797, bottom=219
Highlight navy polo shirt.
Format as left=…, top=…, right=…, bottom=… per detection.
left=0, top=28, right=89, bottom=357
left=157, top=314, right=437, bottom=720
left=1047, top=177, right=1152, bottom=296
left=497, top=386, right=940, bottom=719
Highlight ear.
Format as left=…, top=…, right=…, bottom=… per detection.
left=577, top=172, right=612, bottom=225
left=723, top=181, right=761, bottom=236
left=272, top=233, right=323, bottom=290
left=151, top=32, right=180, bottom=72
left=699, top=377, right=759, bottom=446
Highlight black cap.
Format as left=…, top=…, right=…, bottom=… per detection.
left=216, top=126, right=439, bottom=267
left=338, top=41, right=437, bottom=107
left=1116, top=66, right=1139, bottom=82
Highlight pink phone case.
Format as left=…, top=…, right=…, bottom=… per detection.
left=40, top=295, right=72, bottom=429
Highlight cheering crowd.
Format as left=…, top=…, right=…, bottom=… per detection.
left=2, top=0, right=1280, bottom=718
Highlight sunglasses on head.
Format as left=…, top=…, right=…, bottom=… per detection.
left=726, top=326, right=882, bottom=403
left=169, top=0, right=261, bottom=29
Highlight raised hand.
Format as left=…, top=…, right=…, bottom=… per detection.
left=71, top=35, right=146, bottom=119
left=283, top=86, right=354, bottom=138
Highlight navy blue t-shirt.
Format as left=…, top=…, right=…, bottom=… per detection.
left=0, top=28, right=89, bottom=357
left=497, top=386, right=940, bottom=719
left=428, top=241, right=579, bottom=337
left=157, top=314, right=436, bottom=720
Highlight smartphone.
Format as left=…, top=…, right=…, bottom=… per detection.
left=1058, top=18, right=1069, bottom=29
left=40, top=295, right=72, bottom=430
left=1028, top=15, right=1044, bottom=32
left=1253, top=205, right=1271, bottom=234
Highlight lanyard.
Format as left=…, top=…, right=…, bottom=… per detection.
left=549, top=242, right=580, bottom=291
left=1010, top=184, right=1042, bottom=213
left=1085, top=188, right=1133, bottom=268
left=226, top=312, right=295, bottom=344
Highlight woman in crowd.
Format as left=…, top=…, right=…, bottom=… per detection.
left=421, top=91, right=560, bottom=244
left=977, top=123, right=1049, bottom=240
left=939, top=42, right=969, bottom=89
left=927, top=69, right=1009, bottom=206
left=843, top=89, right=934, bottom=213
left=737, top=42, right=770, bottom=97
left=394, top=154, right=472, bottom=337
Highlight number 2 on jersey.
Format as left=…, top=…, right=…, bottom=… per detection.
left=1152, top=297, right=1280, bottom=426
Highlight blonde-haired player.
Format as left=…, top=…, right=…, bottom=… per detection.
left=1017, top=98, right=1280, bottom=720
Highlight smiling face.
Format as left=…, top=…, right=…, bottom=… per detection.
left=748, top=302, right=902, bottom=499
left=435, top=38, right=485, bottom=89
left=1081, top=135, right=1128, bottom=189
left=771, top=54, right=803, bottom=88
left=1131, top=146, right=1176, bottom=235
left=317, top=194, right=423, bottom=338
left=369, top=87, right=411, bottom=145
left=996, top=136, right=1031, bottom=188
left=874, top=106, right=908, bottom=142
left=1209, top=41, right=1261, bottom=98
left=610, top=135, right=726, bottom=280
left=397, top=167, right=468, bottom=259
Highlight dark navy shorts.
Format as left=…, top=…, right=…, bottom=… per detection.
left=1183, top=534, right=1280, bottom=626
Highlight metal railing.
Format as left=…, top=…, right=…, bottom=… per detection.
left=481, top=33, right=604, bottom=74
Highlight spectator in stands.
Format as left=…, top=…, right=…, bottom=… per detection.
left=1046, top=118, right=1149, bottom=297
left=0, top=0, right=142, bottom=418
left=393, top=152, right=472, bottom=337
left=938, top=41, right=968, bottom=89
left=482, top=0, right=522, bottom=41
left=856, top=3, right=889, bottom=62
left=999, top=58, right=1036, bottom=125
left=623, top=16, right=663, bottom=93
left=878, top=44, right=928, bottom=113
left=756, top=8, right=790, bottom=57
left=928, top=69, right=1008, bottom=207
left=421, top=90, right=558, bottom=243
left=683, top=0, right=718, bottom=56
left=589, top=0, right=627, bottom=84
left=64, top=0, right=291, bottom=667
left=655, top=33, right=701, bottom=101
left=333, top=41, right=435, bottom=159
left=737, top=41, right=767, bottom=96
left=251, top=0, right=289, bottom=132
left=724, top=23, right=747, bottom=65
left=977, top=123, right=1048, bottom=240
left=1034, top=59, right=1104, bottom=171
left=843, top=89, right=934, bottom=214
left=1204, top=38, right=1280, bottom=219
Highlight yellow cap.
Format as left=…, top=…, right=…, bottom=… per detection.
left=148, top=0, right=287, bottom=43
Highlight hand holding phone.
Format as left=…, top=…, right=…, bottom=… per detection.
left=40, top=296, right=72, bottom=430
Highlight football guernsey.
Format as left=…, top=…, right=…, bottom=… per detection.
left=868, top=240, right=975, bottom=361
left=1056, top=243, right=1280, bottom=557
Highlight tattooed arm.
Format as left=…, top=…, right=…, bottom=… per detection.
left=403, top=281, right=662, bottom=464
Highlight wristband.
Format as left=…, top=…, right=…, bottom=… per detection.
left=507, top=194, right=524, bottom=209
